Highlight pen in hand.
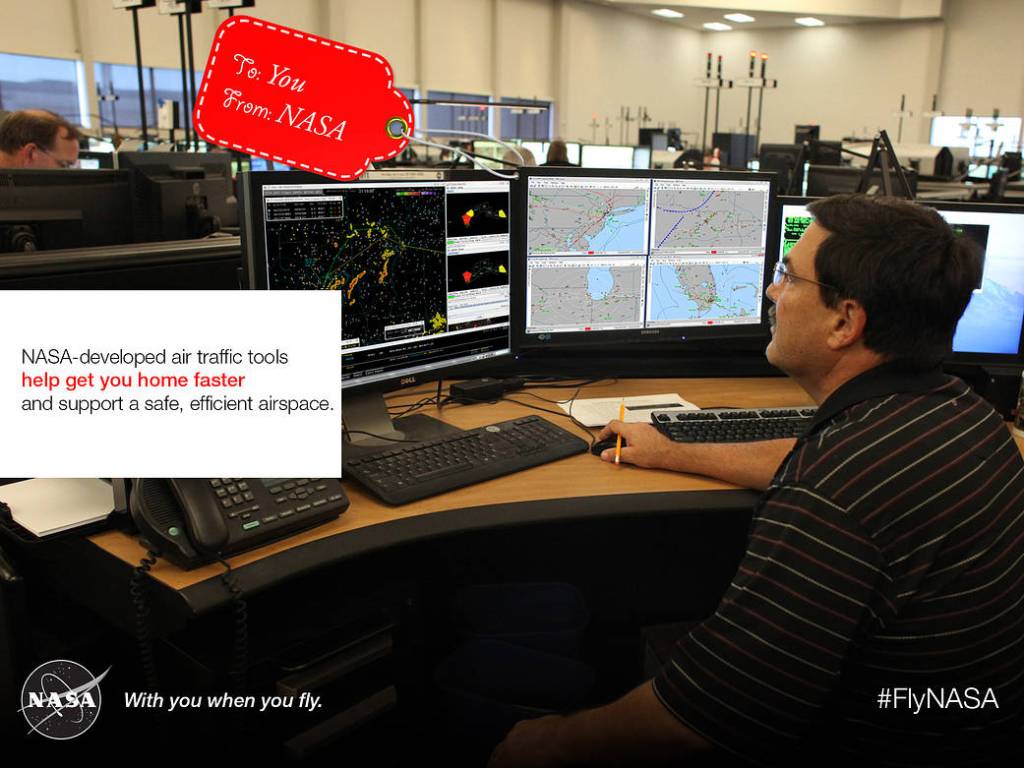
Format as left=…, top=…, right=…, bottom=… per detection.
left=615, top=400, right=624, bottom=464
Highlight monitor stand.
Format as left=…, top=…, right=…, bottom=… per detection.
left=343, top=389, right=463, bottom=453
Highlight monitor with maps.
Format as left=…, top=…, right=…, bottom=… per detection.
left=777, top=197, right=1024, bottom=365
left=242, top=170, right=512, bottom=441
left=513, top=167, right=778, bottom=351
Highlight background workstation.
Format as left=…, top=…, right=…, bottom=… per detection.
left=3, top=0, right=1024, bottom=764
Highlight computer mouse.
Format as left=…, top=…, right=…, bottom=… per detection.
left=591, top=437, right=626, bottom=456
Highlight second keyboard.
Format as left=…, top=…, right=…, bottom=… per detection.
left=652, top=406, right=817, bottom=443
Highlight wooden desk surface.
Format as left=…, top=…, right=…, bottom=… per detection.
left=88, top=377, right=812, bottom=591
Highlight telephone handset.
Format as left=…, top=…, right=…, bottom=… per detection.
left=129, top=478, right=348, bottom=570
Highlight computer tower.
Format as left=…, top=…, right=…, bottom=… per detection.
left=712, top=132, right=756, bottom=168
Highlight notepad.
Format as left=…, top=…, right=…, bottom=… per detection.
left=558, top=393, right=698, bottom=428
left=1, top=479, right=114, bottom=537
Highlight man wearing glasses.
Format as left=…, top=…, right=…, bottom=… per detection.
left=491, top=195, right=1023, bottom=766
left=0, top=109, right=81, bottom=169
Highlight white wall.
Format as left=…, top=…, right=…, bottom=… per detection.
left=558, top=0, right=704, bottom=144
left=708, top=20, right=945, bottom=146
left=2, top=0, right=1023, bottom=150
left=939, top=0, right=1024, bottom=119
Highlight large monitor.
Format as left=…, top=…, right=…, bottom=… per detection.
left=117, top=150, right=238, bottom=241
left=0, top=169, right=135, bottom=252
left=776, top=197, right=1024, bottom=365
left=758, top=144, right=805, bottom=196
left=515, top=167, right=777, bottom=352
left=241, top=170, right=512, bottom=442
left=581, top=145, right=635, bottom=169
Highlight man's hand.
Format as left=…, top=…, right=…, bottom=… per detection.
left=596, top=420, right=677, bottom=469
left=488, top=714, right=567, bottom=768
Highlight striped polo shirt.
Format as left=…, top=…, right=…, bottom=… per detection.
left=653, top=363, right=1024, bottom=766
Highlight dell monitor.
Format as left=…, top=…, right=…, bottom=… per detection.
left=776, top=197, right=1024, bottom=366
left=580, top=145, right=635, bottom=169
left=241, top=170, right=512, bottom=444
left=0, top=169, right=135, bottom=252
left=515, top=167, right=777, bottom=356
left=117, top=150, right=239, bottom=241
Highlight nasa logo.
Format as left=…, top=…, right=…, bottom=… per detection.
left=19, top=660, right=110, bottom=740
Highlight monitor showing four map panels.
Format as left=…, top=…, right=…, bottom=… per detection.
left=520, top=168, right=776, bottom=347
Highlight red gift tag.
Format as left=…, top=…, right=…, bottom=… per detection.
left=193, top=15, right=413, bottom=180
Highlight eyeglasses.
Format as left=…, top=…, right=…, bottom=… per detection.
left=772, top=261, right=835, bottom=291
left=36, top=146, right=78, bottom=169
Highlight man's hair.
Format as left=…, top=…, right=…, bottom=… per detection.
left=0, top=110, right=81, bottom=154
left=807, top=194, right=981, bottom=370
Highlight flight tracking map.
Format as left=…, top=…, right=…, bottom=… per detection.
left=527, top=187, right=647, bottom=254
left=648, top=262, right=761, bottom=323
left=529, top=265, right=645, bottom=328
left=653, top=188, right=767, bottom=250
left=264, top=187, right=449, bottom=346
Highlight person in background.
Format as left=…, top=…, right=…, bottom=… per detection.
left=541, top=140, right=577, bottom=167
left=0, top=109, right=81, bottom=169
left=502, top=147, right=536, bottom=168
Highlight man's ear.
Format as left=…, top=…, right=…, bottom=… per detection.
left=827, top=298, right=868, bottom=351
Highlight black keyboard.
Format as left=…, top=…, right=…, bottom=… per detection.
left=343, top=415, right=589, bottom=505
left=652, top=406, right=818, bottom=443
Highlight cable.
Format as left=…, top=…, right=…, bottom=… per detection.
left=217, top=558, right=249, bottom=695
left=343, top=429, right=422, bottom=443
left=401, top=129, right=519, bottom=180
left=130, top=550, right=160, bottom=692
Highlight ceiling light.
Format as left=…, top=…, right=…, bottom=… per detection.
left=651, top=8, right=684, bottom=19
left=795, top=17, right=826, bottom=26
left=703, top=22, right=733, bottom=31
left=724, top=13, right=755, bottom=23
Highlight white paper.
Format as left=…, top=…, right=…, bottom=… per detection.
left=2, top=479, right=114, bottom=537
left=558, top=393, right=698, bottom=427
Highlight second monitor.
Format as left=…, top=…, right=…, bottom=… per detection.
left=515, top=167, right=778, bottom=351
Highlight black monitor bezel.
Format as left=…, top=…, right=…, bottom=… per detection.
left=512, top=166, right=780, bottom=352
left=239, top=168, right=515, bottom=393
left=777, top=196, right=1024, bottom=367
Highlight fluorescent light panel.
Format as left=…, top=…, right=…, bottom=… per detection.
left=703, top=22, right=733, bottom=31
left=724, top=13, right=755, bottom=23
left=651, top=8, right=684, bottom=18
left=795, top=17, right=826, bottom=26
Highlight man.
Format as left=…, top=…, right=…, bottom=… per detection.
left=0, top=109, right=81, bottom=168
left=490, top=195, right=1024, bottom=766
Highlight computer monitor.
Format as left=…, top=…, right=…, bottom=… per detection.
left=580, top=145, right=635, bottom=169
left=794, top=124, right=820, bottom=146
left=514, top=167, right=777, bottom=353
left=758, top=144, right=805, bottom=196
left=712, top=132, right=757, bottom=169
left=0, top=169, right=135, bottom=252
left=117, top=150, right=239, bottom=241
left=776, top=197, right=1024, bottom=365
left=78, top=150, right=115, bottom=170
left=240, top=170, right=512, bottom=443
left=521, top=141, right=548, bottom=165
left=638, top=129, right=669, bottom=152
left=632, top=146, right=652, bottom=170
left=805, top=164, right=919, bottom=197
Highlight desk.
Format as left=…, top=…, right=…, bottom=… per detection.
left=77, top=377, right=809, bottom=618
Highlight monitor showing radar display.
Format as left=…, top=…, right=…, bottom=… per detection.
left=514, top=167, right=777, bottom=350
left=243, top=170, right=512, bottom=388
left=242, top=170, right=513, bottom=442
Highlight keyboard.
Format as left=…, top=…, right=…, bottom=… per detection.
left=343, top=415, right=589, bottom=505
left=651, top=406, right=818, bottom=443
